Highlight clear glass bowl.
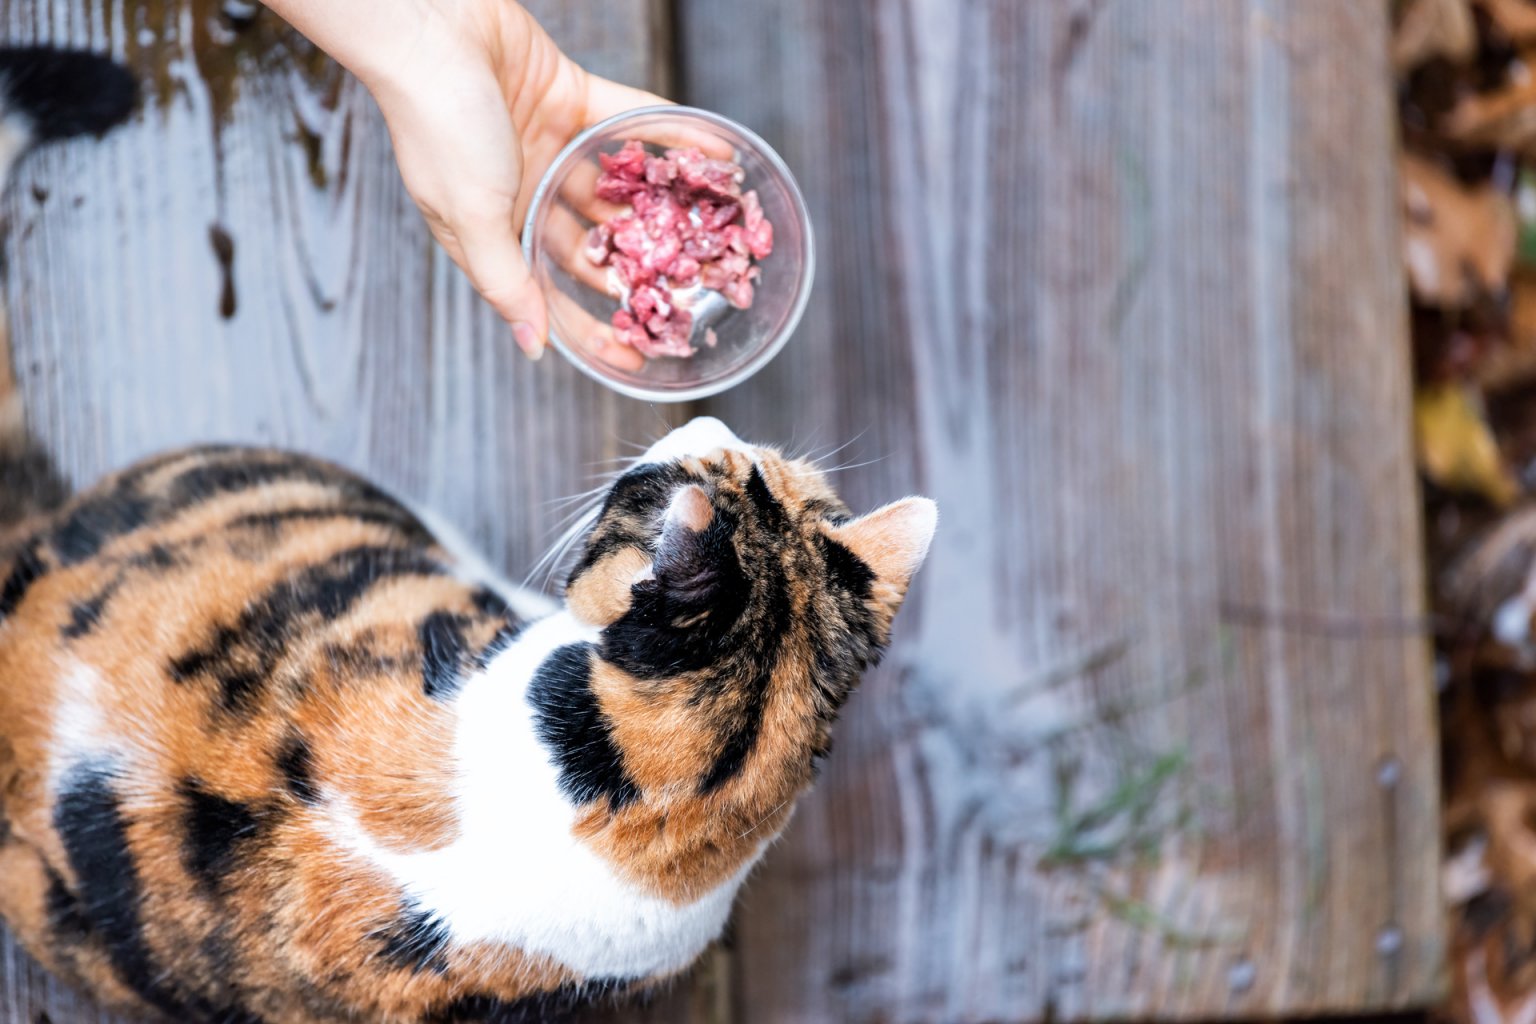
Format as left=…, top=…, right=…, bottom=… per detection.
left=522, top=106, right=814, bottom=402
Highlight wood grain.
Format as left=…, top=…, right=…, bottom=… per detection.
left=0, top=1, right=705, bottom=1022
left=683, top=1, right=1442, bottom=1020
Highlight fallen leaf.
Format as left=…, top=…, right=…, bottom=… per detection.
left=1401, top=153, right=1517, bottom=306
left=1398, top=0, right=1478, bottom=71
left=1416, top=381, right=1522, bottom=505
left=1443, top=65, right=1536, bottom=153
left=1479, top=0, right=1536, bottom=44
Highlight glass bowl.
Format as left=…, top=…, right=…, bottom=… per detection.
left=522, top=106, right=814, bottom=402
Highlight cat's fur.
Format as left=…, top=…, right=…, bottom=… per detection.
left=0, top=49, right=937, bottom=1024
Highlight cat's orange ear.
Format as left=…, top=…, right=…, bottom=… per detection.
left=823, top=497, right=938, bottom=598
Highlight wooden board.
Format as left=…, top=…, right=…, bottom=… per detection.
left=681, top=1, right=1443, bottom=1020
left=0, top=1, right=708, bottom=1022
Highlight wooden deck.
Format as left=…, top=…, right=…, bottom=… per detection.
left=1, top=2, right=1442, bottom=1022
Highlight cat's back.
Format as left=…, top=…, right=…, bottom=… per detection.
left=0, top=446, right=541, bottom=1022
left=0, top=444, right=506, bottom=746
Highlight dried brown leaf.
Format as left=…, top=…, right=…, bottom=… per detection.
left=1398, top=0, right=1479, bottom=71
left=1443, top=67, right=1536, bottom=153
left=1401, top=153, right=1517, bottom=306
left=1485, top=783, right=1536, bottom=912
left=1480, top=0, right=1536, bottom=45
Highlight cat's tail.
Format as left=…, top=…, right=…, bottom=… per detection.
left=0, top=47, right=137, bottom=528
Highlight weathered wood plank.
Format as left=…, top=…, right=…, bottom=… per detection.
left=0, top=2, right=705, bottom=1022
left=683, top=1, right=1441, bottom=1020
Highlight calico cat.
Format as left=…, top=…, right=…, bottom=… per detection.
left=0, top=49, right=937, bottom=1024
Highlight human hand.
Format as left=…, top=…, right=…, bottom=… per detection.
left=266, top=0, right=667, bottom=359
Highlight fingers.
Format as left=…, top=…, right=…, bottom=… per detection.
left=546, top=288, right=646, bottom=373
left=557, top=159, right=628, bottom=225
left=543, top=204, right=614, bottom=293
left=452, top=209, right=549, bottom=360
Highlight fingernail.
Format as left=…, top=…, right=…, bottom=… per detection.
left=512, top=321, right=544, bottom=360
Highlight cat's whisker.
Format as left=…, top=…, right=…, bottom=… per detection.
left=738, top=797, right=793, bottom=840
left=544, top=483, right=613, bottom=510
left=818, top=452, right=891, bottom=475
left=524, top=501, right=602, bottom=592
left=804, top=427, right=870, bottom=469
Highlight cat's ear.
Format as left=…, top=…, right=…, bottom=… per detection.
left=823, top=497, right=938, bottom=604
left=653, top=484, right=721, bottom=603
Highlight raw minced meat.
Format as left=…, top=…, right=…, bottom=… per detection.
left=585, top=140, right=775, bottom=359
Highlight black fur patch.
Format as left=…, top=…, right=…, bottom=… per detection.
left=179, top=778, right=266, bottom=892
left=469, top=589, right=529, bottom=663
left=0, top=539, right=45, bottom=620
left=430, top=977, right=636, bottom=1023
left=817, top=534, right=876, bottom=600
left=54, top=763, right=184, bottom=1016
left=420, top=611, right=471, bottom=700
left=697, top=573, right=792, bottom=794
left=0, top=47, right=138, bottom=141
left=44, top=869, right=92, bottom=945
left=277, top=735, right=318, bottom=805
left=698, top=685, right=769, bottom=794
left=372, top=902, right=452, bottom=975
left=322, top=636, right=408, bottom=678
left=744, top=464, right=787, bottom=531
left=528, top=644, right=639, bottom=811
left=600, top=512, right=751, bottom=679
left=0, top=443, right=69, bottom=525
left=50, top=492, right=153, bottom=565
left=477, top=620, right=524, bottom=668
left=567, top=464, right=692, bottom=583
left=225, top=505, right=430, bottom=541
left=60, top=573, right=123, bottom=639
left=127, top=543, right=181, bottom=570
left=170, top=545, right=447, bottom=712
left=471, top=587, right=512, bottom=618
left=161, top=456, right=418, bottom=533
left=161, top=456, right=342, bottom=508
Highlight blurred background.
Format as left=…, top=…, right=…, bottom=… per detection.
left=5, top=1, right=1518, bottom=1023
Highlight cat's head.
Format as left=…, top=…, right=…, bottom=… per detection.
left=564, top=417, right=936, bottom=791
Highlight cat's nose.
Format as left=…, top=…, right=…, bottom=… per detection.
left=640, top=416, right=746, bottom=464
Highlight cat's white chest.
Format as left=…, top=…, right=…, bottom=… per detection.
left=328, top=613, right=760, bottom=980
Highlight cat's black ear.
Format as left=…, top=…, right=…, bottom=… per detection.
left=653, top=484, right=721, bottom=604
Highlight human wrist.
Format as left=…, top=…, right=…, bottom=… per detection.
left=266, top=0, right=457, bottom=97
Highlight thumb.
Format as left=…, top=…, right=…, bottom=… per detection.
left=455, top=213, right=550, bottom=360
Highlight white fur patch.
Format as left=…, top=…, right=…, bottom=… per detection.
left=47, top=661, right=113, bottom=787
left=327, top=611, right=761, bottom=979
left=637, top=417, right=753, bottom=466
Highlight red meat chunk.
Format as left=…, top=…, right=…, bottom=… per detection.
left=587, top=141, right=776, bottom=359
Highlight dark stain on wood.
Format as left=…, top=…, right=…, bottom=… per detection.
left=209, top=223, right=236, bottom=319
